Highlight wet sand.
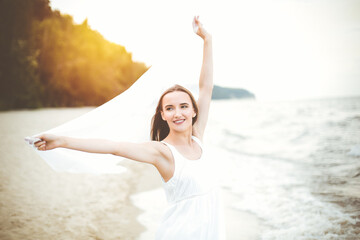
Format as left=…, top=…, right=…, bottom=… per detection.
left=0, top=107, right=261, bottom=239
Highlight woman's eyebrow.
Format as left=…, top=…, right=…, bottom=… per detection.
left=165, top=103, right=189, bottom=108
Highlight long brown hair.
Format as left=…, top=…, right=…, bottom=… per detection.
left=151, top=84, right=199, bottom=141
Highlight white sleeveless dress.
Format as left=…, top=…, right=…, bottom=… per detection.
left=156, top=136, right=226, bottom=240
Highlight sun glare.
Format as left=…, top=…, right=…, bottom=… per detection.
left=50, top=0, right=360, bottom=100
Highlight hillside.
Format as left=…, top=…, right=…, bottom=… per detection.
left=212, top=85, right=255, bottom=100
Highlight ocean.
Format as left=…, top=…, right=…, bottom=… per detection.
left=206, top=96, right=360, bottom=239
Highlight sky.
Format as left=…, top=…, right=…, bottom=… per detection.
left=50, top=0, right=360, bottom=101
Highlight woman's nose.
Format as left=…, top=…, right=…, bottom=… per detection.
left=174, top=108, right=182, bottom=116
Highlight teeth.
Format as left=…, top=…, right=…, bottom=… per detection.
left=174, top=119, right=185, bottom=123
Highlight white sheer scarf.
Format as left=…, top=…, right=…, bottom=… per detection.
left=25, top=65, right=199, bottom=174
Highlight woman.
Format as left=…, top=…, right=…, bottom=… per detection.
left=35, top=16, right=225, bottom=240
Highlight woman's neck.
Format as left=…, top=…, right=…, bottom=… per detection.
left=165, top=129, right=193, bottom=146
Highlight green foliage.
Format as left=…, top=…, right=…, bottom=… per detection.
left=0, top=0, right=148, bottom=110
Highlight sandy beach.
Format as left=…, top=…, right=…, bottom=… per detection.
left=0, top=107, right=261, bottom=240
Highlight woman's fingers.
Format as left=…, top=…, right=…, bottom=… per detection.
left=35, top=143, right=45, bottom=151
left=193, top=15, right=208, bottom=38
left=194, top=16, right=199, bottom=25
left=34, top=141, right=45, bottom=148
left=192, top=16, right=199, bottom=33
left=34, top=140, right=48, bottom=151
left=33, top=134, right=59, bottom=151
left=194, top=16, right=202, bottom=26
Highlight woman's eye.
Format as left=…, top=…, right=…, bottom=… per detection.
left=181, top=105, right=188, bottom=109
left=166, top=107, right=173, bottom=111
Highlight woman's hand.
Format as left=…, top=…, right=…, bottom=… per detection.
left=34, top=134, right=63, bottom=151
left=192, top=16, right=211, bottom=40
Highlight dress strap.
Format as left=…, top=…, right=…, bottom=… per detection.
left=160, top=141, right=180, bottom=161
left=161, top=140, right=173, bottom=150
left=191, top=135, right=203, bottom=149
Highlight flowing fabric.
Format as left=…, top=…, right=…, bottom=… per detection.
left=25, top=66, right=199, bottom=174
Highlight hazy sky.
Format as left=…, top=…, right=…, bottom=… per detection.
left=50, top=0, right=360, bottom=100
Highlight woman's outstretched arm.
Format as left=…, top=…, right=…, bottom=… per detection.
left=34, top=134, right=163, bottom=165
left=193, top=16, right=213, bottom=140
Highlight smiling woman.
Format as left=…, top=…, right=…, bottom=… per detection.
left=28, top=16, right=225, bottom=240
left=151, top=85, right=199, bottom=142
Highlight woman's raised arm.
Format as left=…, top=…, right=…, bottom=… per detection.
left=192, top=16, right=213, bottom=140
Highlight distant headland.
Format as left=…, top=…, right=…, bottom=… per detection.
left=212, top=85, right=255, bottom=100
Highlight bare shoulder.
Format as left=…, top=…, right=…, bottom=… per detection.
left=147, top=141, right=173, bottom=162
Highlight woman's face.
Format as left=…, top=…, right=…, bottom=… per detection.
left=161, top=91, right=196, bottom=132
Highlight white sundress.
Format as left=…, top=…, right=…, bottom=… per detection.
left=156, top=136, right=226, bottom=240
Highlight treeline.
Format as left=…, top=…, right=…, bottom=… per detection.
left=0, top=0, right=148, bottom=110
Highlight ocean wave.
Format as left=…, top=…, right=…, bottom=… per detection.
left=347, top=145, right=360, bottom=157
left=207, top=97, right=360, bottom=239
left=219, top=148, right=359, bottom=239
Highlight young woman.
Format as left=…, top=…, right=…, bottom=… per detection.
left=35, top=16, right=225, bottom=240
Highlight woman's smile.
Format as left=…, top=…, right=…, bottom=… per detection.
left=173, top=119, right=185, bottom=125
